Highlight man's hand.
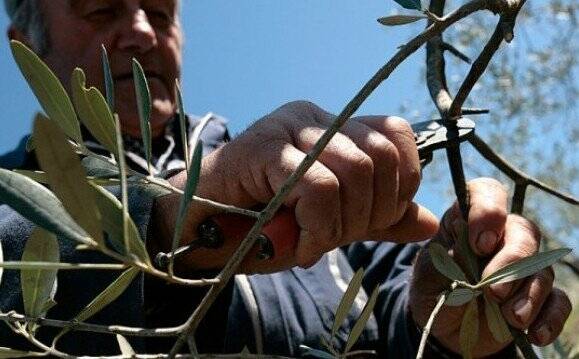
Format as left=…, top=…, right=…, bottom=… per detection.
left=152, top=101, right=439, bottom=272
left=409, top=178, right=572, bottom=356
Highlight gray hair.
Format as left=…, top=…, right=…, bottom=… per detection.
left=9, top=0, right=49, bottom=55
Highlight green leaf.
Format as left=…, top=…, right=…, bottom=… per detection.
left=0, top=347, right=45, bottom=358
left=0, top=168, right=91, bottom=245
left=332, top=267, right=365, bottom=338
left=175, top=80, right=190, bottom=169
left=456, top=220, right=480, bottom=282
left=101, top=45, right=115, bottom=111
left=81, top=156, right=120, bottom=178
left=393, top=0, right=422, bottom=10
left=116, top=334, right=136, bottom=356
left=112, top=115, right=133, bottom=258
left=377, top=14, right=427, bottom=26
left=10, top=40, right=82, bottom=144
left=298, top=345, right=335, bottom=359
left=75, top=267, right=139, bottom=323
left=478, top=248, right=571, bottom=288
left=13, top=170, right=48, bottom=184
left=168, top=141, right=203, bottom=273
left=429, top=243, right=467, bottom=282
left=484, top=294, right=511, bottom=343
left=71, top=68, right=118, bottom=156
left=34, top=115, right=104, bottom=246
left=90, top=184, right=150, bottom=264
left=21, top=228, right=59, bottom=320
left=445, top=288, right=481, bottom=306
left=459, top=299, right=479, bottom=359
left=132, top=58, right=153, bottom=175
left=345, top=285, right=379, bottom=353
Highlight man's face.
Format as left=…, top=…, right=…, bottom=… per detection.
left=37, top=0, right=182, bottom=138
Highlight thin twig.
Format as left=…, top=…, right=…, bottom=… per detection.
left=0, top=311, right=180, bottom=337
left=468, top=134, right=579, bottom=206
left=448, top=0, right=527, bottom=117
left=441, top=42, right=471, bottom=63
left=416, top=291, right=449, bottom=359
left=168, top=0, right=495, bottom=356
left=0, top=262, right=127, bottom=270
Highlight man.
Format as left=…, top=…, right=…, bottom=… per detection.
left=0, top=0, right=572, bottom=357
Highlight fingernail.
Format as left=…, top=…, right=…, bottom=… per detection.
left=490, top=282, right=512, bottom=302
left=535, top=324, right=551, bottom=345
left=476, top=230, right=497, bottom=254
left=512, top=298, right=530, bottom=325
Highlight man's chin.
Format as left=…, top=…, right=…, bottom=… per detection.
left=115, top=108, right=174, bottom=140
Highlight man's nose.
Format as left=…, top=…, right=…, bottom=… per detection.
left=117, top=9, right=157, bottom=54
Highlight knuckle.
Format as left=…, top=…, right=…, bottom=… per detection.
left=471, top=177, right=507, bottom=193
left=378, top=139, right=401, bottom=169
left=385, top=116, right=413, bottom=135
left=308, top=171, right=340, bottom=198
left=509, top=214, right=542, bottom=243
left=348, top=151, right=374, bottom=178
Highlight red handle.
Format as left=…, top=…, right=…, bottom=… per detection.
left=210, top=208, right=299, bottom=261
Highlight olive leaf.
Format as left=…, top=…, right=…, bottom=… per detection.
left=75, top=267, right=139, bottom=322
left=132, top=58, right=153, bottom=175
left=377, top=15, right=427, bottom=26
left=71, top=68, right=118, bottom=156
left=0, top=347, right=45, bottom=358
left=459, top=299, right=479, bottom=359
left=34, top=115, right=104, bottom=246
left=455, top=220, right=480, bottom=282
left=81, top=156, right=120, bottom=179
left=428, top=243, right=467, bottom=282
left=393, top=0, right=422, bottom=11
left=0, top=168, right=91, bottom=246
left=13, top=170, right=48, bottom=184
left=21, top=228, right=59, bottom=325
left=484, top=294, right=511, bottom=343
left=116, top=334, right=136, bottom=356
left=10, top=40, right=82, bottom=144
left=112, top=115, right=134, bottom=257
left=298, top=345, right=335, bottom=359
left=344, top=285, right=379, bottom=353
left=175, top=80, right=190, bottom=169
left=168, top=141, right=203, bottom=273
left=55, top=267, right=139, bottom=342
left=332, top=267, right=365, bottom=339
left=477, top=248, right=571, bottom=288
left=101, top=45, right=115, bottom=111
left=444, top=288, right=481, bottom=307
left=90, top=184, right=150, bottom=264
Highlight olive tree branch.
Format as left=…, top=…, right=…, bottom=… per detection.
left=448, top=0, right=527, bottom=117
left=0, top=311, right=180, bottom=337
left=468, top=134, right=579, bottom=208
left=167, top=0, right=505, bottom=356
left=416, top=291, right=449, bottom=359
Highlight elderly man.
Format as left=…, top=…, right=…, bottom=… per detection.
left=0, top=0, right=572, bottom=357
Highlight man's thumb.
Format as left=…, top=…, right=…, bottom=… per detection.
left=377, top=202, right=439, bottom=243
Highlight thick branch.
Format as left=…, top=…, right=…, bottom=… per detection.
left=168, top=0, right=494, bottom=356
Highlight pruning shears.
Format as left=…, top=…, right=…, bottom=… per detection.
left=154, top=118, right=475, bottom=269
